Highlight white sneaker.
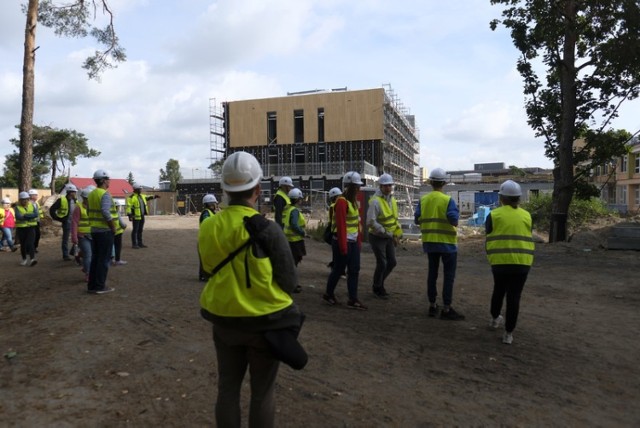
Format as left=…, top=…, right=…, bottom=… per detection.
left=115, top=260, right=128, bottom=265
left=20, top=258, right=29, bottom=266
left=502, top=331, right=513, bottom=345
left=29, top=258, right=38, bottom=267
left=489, top=315, right=503, bottom=329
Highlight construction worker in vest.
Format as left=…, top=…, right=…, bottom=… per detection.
left=14, top=191, right=39, bottom=266
left=414, top=168, right=464, bottom=320
left=486, top=180, right=534, bottom=345
left=111, top=199, right=128, bottom=266
left=50, top=183, right=78, bottom=261
left=324, top=187, right=344, bottom=273
left=72, top=186, right=95, bottom=282
left=273, top=176, right=293, bottom=229
left=1, top=198, right=18, bottom=252
left=127, top=183, right=160, bottom=249
left=28, top=189, right=43, bottom=253
left=199, top=152, right=301, bottom=427
left=367, top=173, right=402, bottom=299
left=198, top=194, right=218, bottom=281
left=87, top=169, right=117, bottom=294
left=284, top=188, right=307, bottom=293
left=324, top=171, right=367, bottom=310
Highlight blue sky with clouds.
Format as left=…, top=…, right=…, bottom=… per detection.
left=1, top=0, right=638, bottom=187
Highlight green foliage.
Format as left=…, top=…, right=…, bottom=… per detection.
left=159, top=159, right=182, bottom=192
left=1, top=151, right=48, bottom=188
left=523, top=194, right=614, bottom=233
left=54, top=176, right=69, bottom=193
left=307, top=220, right=329, bottom=243
left=126, top=172, right=135, bottom=185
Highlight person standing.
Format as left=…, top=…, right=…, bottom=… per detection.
left=14, top=192, right=39, bottom=266
left=28, top=189, right=43, bottom=253
left=111, top=200, right=128, bottom=266
left=283, top=188, right=306, bottom=293
left=86, top=170, right=117, bottom=294
left=50, top=184, right=78, bottom=261
left=198, top=194, right=218, bottom=282
left=273, top=176, right=293, bottom=229
left=127, top=183, right=160, bottom=249
left=325, top=187, right=344, bottom=275
left=366, top=173, right=402, bottom=299
left=199, top=152, right=300, bottom=428
left=486, top=180, right=534, bottom=345
left=0, top=198, right=18, bottom=252
left=323, top=171, right=367, bottom=310
left=414, top=168, right=464, bottom=320
left=72, top=187, right=94, bottom=282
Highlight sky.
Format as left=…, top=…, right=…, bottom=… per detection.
left=1, top=0, right=639, bottom=188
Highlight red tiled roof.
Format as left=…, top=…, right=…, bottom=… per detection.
left=70, top=178, right=134, bottom=198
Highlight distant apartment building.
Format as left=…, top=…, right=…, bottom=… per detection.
left=592, top=138, right=640, bottom=213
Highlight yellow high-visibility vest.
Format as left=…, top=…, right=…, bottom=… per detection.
left=369, top=195, right=402, bottom=237
left=486, top=206, right=534, bottom=266
left=15, top=204, right=37, bottom=228
left=283, top=205, right=306, bottom=242
left=78, top=205, right=91, bottom=234
left=418, top=192, right=457, bottom=244
left=87, top=188, right=117, bottom=229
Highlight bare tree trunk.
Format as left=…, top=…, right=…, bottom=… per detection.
left=19, top=0, right=38, bottom=191
left=549, top=0, right=577, bottom=243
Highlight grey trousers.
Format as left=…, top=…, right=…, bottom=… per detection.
left=369, top=234, right=397, bottom=290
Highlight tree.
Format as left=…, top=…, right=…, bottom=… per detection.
left=159, top=159, right=182, bottom=192
left=18, top=0, right=125, bottom=191
left=490, top=0, right=640, bottom=242
left=126, top=172, right=135, bottom=185
left=208, top=158, right=224, bottom=178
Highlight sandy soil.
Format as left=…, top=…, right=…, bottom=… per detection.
left=1, top=215, right=639, bottom=427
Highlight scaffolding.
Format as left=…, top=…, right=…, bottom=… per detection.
left=209, top=98, right=225, bottom=170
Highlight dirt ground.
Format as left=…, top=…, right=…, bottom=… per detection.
left=1, top=215, right=639, bottom=427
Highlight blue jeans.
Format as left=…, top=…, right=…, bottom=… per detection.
left=427, top=251, right=457, bottom=306
left=62, top=221, right=71, bottom=257
left=326, top=240, right=361, bottom=301
left=1, top=227, right=14, bottom=248
left=78, top=235, right=92, bottom=275
left=88, top=231, right=114, bottom=291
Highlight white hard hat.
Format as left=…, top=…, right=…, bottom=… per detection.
left=80, top=186, right=96, bottom=199
left=328, top=187, right=342, bottom=198
left=343, top=171, right=363, bottom=186
left=202, top=194, right=218, bottom=204
left=279, top=176, right=293, bottom=187
left=65, top=184, right=78, bottom=192
left=93, top=169, right=110, bottom=180
left=221, top=152, right=263, bottom=192
left=288, top=188, right=303, bottom=200
left=19, top=191, right=30, bottom=200
left=379, top=173, right=394, bottom=185
left=132, top=183, right=142, bottom=190
left=2, top=198, right=11, bottom=204
left=115, top=199, right=125, bottom=206
left=429, top=168, right=448, bottom=181
left=499, top=180, right=522, bottom=197
left=28, top=189, right=38, bottom=196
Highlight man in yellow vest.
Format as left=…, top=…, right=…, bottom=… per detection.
left=199, top=152, right=302, bottom=427
left=14, top=191, right=39, bottom=266
left=50, top=184, right=78, bottom=261
left=367, top=173, right=402, bottom=299
left=273, top=176, right=293, bottom=229
left=414, top=168, right=464, bottom=320
left=485, top=180, right=534, bottom=345
left=283, top=187, right=307, bottom=293
left=28, top=189, right=43, bottom=253
left=72, top=186, right=95, bottom=282
left=127, top=183, right=159, bottom=249
left=87, top=169, right=117, bottom=294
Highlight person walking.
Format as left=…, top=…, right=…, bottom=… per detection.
left=0, top=198, right=18, bottom=252
left=111, top=200, right=128, bottom=266
left=323, top=171, right=367, bottom=310
left=72, top=187, right=94, bottom=282
left=273, top=176, right=293, bottom=229
left=28, top=189, right=43, bottom=253
left=199, top=151, right=301, bottom=428
left=324, top=187, right=345, bottom=275
left=86, top=169, right=117, bottom=294
left=14, top=192, right=39, bottom=266
left=283, top=188, right=307, bottom=293
left=366, top=173, right=402, bottom=299
left=414, top=168, right=464, bottom=320
left=50, top=184, right=78, bottom=261
left=127, top=183, right=160, bottom=249
left=486, top=180, right=534, bottom=345
left=198, top=194, right=218, bottom=282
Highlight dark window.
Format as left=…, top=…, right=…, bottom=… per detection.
left=267, top=111, right=277, bottom=146
left=294, top=109, right=304, bottom=143
left=317, top=108, right=325, bottom=143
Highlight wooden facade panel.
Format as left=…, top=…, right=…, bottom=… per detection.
left=227, top=88, right=385, bottom=148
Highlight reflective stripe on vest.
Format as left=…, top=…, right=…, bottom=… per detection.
left=369, top=195, right=401, bottom=236
left=344, top=198, right=360, bottom=234
left=78, top=205, right=91, bottom=234
left=273, top=189, right=291, bottom=211
left=486, top=206, right=534, bottom=266
left=55, top=197, right=69, bottom=218
left=87, top=188, right=117, bottom=229
left=418, top=192, right=457, bottom=244
left=128, top=194, right=149, bottom=220
left=15, top=204, right=37, bottom=227
left=199, top=205, right=293, bottom=317
left=283, top=205, right=306, bottom=242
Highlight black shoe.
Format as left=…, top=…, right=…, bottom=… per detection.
left=428, top=304, right=439, bottom=317
left=440, top=307, right=465, bottom=320
left=132, top=246, right=140, bottom=249
left=372, top=287, right=389, bottom=300
left=63, top=256, right=72, bottom=261
left=139, top=244, right=148, bottom=248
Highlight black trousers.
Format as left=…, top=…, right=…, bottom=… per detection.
left=490, top=265, right=530, bottom=333
left=131, top=217, right=145, bottom=246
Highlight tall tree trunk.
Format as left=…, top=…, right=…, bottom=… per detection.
left=19, top=0, right=38, bottom=191
left=549, top=0, right=577, bottom=243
